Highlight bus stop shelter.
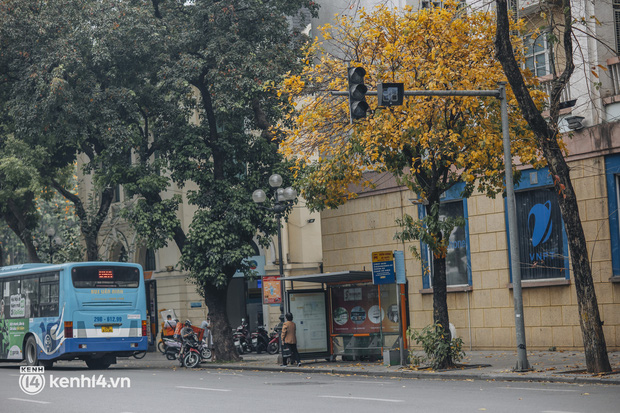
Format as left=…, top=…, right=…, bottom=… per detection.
left=284, top=271, right=407, bottom=362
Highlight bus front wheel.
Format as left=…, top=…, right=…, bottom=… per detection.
left=25, top=336, right=39, bottom=366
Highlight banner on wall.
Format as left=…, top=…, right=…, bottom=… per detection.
left=331, top=284, right=399, bottom=335
left=262, top=276, right=281, bottom=304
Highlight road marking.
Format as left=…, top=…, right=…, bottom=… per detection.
left=541, top=411, right=583, bottom=413
left=8, top=398, right=51, bottom=404
left=318, top=395, right=403, bottom=403
left=502, top=387, right=577, bottom=392
left=176, top=386, right=231, bottom=392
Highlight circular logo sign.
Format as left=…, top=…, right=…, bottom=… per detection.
left=368, top=305, right=383, bottom=324
left=333, top=307, right=348, bottom=326
left=350, top=306, right=366, bottom=324
left=19, top=373, right=46, bottom=395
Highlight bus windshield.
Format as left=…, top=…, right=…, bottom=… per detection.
left=71, top=266, right=140, bottom=288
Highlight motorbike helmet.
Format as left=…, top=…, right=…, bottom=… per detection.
left=185, top=320, right=192, bottom=327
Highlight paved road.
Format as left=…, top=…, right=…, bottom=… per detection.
left=1, top=360, right=618, bottom=413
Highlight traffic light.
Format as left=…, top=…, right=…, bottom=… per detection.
left=377, top=83, right=404, bottom=107
left=347, top=66, right=369, bottom=120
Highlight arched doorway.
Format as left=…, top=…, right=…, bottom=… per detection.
left=226, top=241, right=264, bottom=331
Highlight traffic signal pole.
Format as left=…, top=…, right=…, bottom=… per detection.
left=332, top=81, right=531, bottom=371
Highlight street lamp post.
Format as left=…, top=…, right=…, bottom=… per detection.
left=45, top=227, right=63, bottom=264
left=252, top=174, right=297, bottom=362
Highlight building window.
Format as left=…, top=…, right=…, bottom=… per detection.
left=114, top=184, right=121, bottom=203
left=605, top=154, right=620, bottom=277
left=145, top=248, right=156, bottom=271
left=420, top=183, right=472, bottom=289
left=615, top=0, right=620, bottom=54
left=421, top=0, right=465, bottom=9
left=507, top=168, right=569, bottom=281
left=524, top=33, right=549, bottom=77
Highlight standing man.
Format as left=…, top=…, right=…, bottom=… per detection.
left=163, top=315, right=177, bottom=338
left=281, top=312, right=301, bottom=367
left=200, top=316, right=213, bottom=349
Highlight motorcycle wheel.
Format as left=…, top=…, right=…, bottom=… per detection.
left=201, top=347, right=212, bottom=360
left=184, top=352, right=200, bottom=368
left=166, top=352, right=177, bottom=361
left=267, top=342, right=279, bottom=355
left=157, top=341, right=166, bottom=354
left=133, top=351, right=147, bottom=359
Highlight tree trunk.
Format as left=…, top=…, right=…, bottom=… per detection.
left=427, top=197, right=453, bottom=369
left=204, top=284, right=241, bottom=362
left=53, top=180, right=114, bottom=261
left=546, top=150, right=610, bottom=373
left=4, top=199, right=41, bottom=263
left=431, top=252, right=453, bottom=369
left=494, top=0, right=611, bottom=373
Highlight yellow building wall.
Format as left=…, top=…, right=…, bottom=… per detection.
left=320, top=157, right=620, bottom=351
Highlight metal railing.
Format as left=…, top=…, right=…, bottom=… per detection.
left=538, top=75, right=572, bottom=108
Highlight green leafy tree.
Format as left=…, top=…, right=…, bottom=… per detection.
left=0, top=0, right=170, bottom=261
left=1, top=0, right=318, bottom=361
left=122, top=0, right=318, bottom=361
left=0, top=137, right=44, bottom=263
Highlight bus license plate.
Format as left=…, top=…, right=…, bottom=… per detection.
left=101, top=326, right=113, bottom=333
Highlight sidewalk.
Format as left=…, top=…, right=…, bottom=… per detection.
left=196, top=350, right=620, bottom=385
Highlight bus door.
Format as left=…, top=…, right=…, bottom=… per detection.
left=145, top=279, right=158, bottom=348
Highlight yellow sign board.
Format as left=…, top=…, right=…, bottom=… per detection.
left=372, top=251, right=393, bottom=262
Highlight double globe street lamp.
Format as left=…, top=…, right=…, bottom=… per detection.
left=252, top=173, right=297, bottom=322
left=45, top=227, right=63, bottom=264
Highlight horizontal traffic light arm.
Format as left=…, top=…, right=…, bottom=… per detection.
left=331, top=89, right=501, bottom=98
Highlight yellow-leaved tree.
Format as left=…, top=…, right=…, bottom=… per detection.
left=280, top=2, right=548, bottom=368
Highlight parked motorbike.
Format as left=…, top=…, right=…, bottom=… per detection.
left=252, top=325, right=270, bottom=354
left=267, top=322, right=282, bottom=354
left=267, top=329, right=280, bottom=355
left=180, top=335, right=203, bottom=368
left=163, top=335, right=211, bottom=364
left=162, top=337, right=182, bottom=360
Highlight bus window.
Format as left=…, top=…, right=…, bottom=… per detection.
left=4, top=278, right=23, bottom=319
left=71, top=266, right=140, bottom=288
left=40, top=273, right=59, bottom=317
left=22, top=276, right=39, bottom=318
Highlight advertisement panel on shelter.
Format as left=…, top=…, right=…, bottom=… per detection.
left=331, top=285, right=399, bottom=334
left=288, top=291, right=328, bottom=354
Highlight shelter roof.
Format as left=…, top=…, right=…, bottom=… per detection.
left=288, top=271, right=372, bottom=285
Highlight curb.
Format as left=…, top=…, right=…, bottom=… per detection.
left=199, top=363, right=620, bottom=386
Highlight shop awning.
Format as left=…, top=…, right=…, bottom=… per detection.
left=287, top=271, right=372, bottom=285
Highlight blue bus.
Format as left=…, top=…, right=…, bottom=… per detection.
left=0, top=262, right=148, bottom=369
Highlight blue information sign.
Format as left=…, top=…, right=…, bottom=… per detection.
left=372, top=251, right=395, bottom=285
